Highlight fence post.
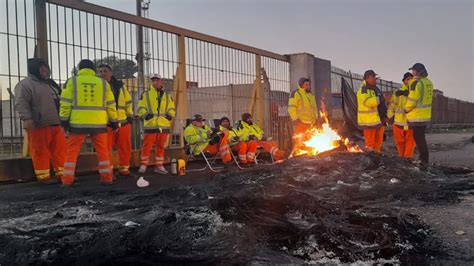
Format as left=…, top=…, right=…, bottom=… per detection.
left=35, top=0, right=48, bottom=61
left=249, top=54, right=264, bottom=127
left=177, top=34, right=187, bottom=148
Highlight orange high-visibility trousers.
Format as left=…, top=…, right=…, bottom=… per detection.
left=107, top=124, right=132, bottom=175
left=258, top=141, right=285, bottom=160
left=292, top=121, right=312, bottom=151
left=27, top=125, right=66, bottom=181
left=392, top=125, right=416, bottom=159
left=62, top=132, right=113, bottom=185
left=203, top=131, right=232, bottom=163
left=363, top=127, right=385, bottom=153
left=232, top=140, right=258, bottom=163
left=140, top=133, right=169, bottom=167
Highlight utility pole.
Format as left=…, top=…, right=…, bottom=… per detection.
left=134, top=0, right=145, bottom=149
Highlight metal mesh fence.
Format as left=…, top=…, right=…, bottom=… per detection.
left=0, top=0, right=291, bottom=159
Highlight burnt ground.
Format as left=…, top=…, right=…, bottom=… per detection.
left=0, top=151, right=473, bottom=265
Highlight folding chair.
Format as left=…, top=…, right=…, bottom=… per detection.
left=183, top=119, right=226, bottom=173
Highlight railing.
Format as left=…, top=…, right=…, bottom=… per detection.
left=0, top=0, right=291, bottom=159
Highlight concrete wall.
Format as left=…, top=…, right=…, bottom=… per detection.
left=287, top=53, right=332, bottom=116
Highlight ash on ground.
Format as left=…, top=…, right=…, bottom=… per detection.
left=0, top=152, right=473, bottom=265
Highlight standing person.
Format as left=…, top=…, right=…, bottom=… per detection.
left=405, top=63, right=433, bottom=168
left=388, top=72, right=416, bottom=159
left=98, top=64, right=134, bottom=177
left=184, top=114, right=232, bottom=163
left=60, top=59, right=118, bottom=186
left=137, top=74, right=175, bottom=174
left=356, top=70, right=387, bottom=152
left=14, top=58, right=66, bottom=184
left=239, top=113, right=285, bottom=161
left=219, top=117, right=255, bottom=164
left=288, top=78, right=319, bottom=153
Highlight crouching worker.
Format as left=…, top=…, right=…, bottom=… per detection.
left=219, top=116, right=256, bottom=164
left=239, top=113, right=285, bottom=161
left=184, top=114, right=231, bottom=163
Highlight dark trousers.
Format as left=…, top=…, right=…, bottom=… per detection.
left=412, top=126, right=429, bottom=163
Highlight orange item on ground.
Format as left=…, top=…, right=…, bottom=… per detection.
left=62, top=132, right=112, bottom=185
left=392, top=124, right=416, bottom=159
left=107, top=124, right=132, bottom=175
left=232, top=140, right=258, bottom=163
left=363, top=127, right=385, bottom=152
left=203, top=132, right=231, bottom=163
left=140, top=133, right=169, bottom=167
left=27, top=125, right=66, bottom=181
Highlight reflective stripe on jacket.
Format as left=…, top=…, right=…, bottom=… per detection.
left=288, top=87, right=318, bottom=124
left=239, top=121, right=264, bottom=141
left=60, top=68, right=118, bottom=133
left=405, top=77, right=433, bottom=126
left=137, top=87, right=176, bottom=133
left=184, top=124, right=210, bottom=155
left=387, top=82, right=411, bottom=127
left=357, top=81, right=382, bottom=128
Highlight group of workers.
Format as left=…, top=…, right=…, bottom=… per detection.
left=357, top=63, right=433, bottom=169
left=14, top=57, right=432, bottom=186
left=14, top=58, right=287, bottom=186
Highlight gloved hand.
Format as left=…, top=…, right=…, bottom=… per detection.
left=165, top=114, right=173, bottom=121
left=261, top=135, right=267, bottom=141
left=395, top=90, right=409, bottom=97
left=208, top=134, right=221, bottom=145
left=231, top=136, right=240, bottom=142
left=60, top=120, right=70, bottom=130
left=382, top=117, right=389, bottom=126
left=110, top=121, right=119, bottom=131
left=127, top=116, right=134, bottom=124
left=144, top=113, right=153, bottom=120
left=248, top=134, right=257, bottom=141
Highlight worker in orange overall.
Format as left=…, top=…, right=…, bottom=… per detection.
left=239, top=113, right=285, bottom=161
left=184, top=114, right=232, bottom=163
left=388, top=72, right=416, bottom=159
left=219, top=116, right=256, bottom=164
left=288, top=78, right=319, bottom=153
left=98, top=64, right=134, bottom=176
left=137, top=74, right=176, bottom=174
left=14, top=58, right=66, bottom=184
left=60, top=59, right=118, bottom=186
left=356, top=70, right=388, bottom=152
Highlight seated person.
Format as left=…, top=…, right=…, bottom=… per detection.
left=239, top=113, right=285, bottom=161
left=184, top=114, right=231, bottom=163
left=220, top=116, right=257, bottom=164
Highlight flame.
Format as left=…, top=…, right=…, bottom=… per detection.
left=293, top=113, right=362, bottom=156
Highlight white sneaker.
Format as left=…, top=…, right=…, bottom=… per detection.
left=138, top=165, right=147, bottom=174
left=154, top=166, right=168, bottom=174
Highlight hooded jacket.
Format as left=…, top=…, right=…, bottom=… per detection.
left=14, top=58, right=61, bottom=128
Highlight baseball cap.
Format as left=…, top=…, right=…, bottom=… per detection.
left=192, top=114, right=205, bottom=122
left=363, top=70, right=378, bottom=79
left=408, top=63, right=426, bottom=72
left=150, top=73, right=162, bottom=80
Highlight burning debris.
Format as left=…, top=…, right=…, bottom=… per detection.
left=293, top=116, right=362, bottom=156
left=0, top=151, right=472, bottom=264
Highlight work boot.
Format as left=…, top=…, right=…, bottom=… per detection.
left=154, top=166, right=168, bottom=174
left=101, top=181, right=113, bottom=186
left=137, top=165, right=147, bottom=174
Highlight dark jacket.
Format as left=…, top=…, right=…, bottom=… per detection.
left=14, top=59, right=61, bottom=128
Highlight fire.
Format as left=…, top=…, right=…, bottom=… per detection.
left=293, top=114, right=362, bottom=156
